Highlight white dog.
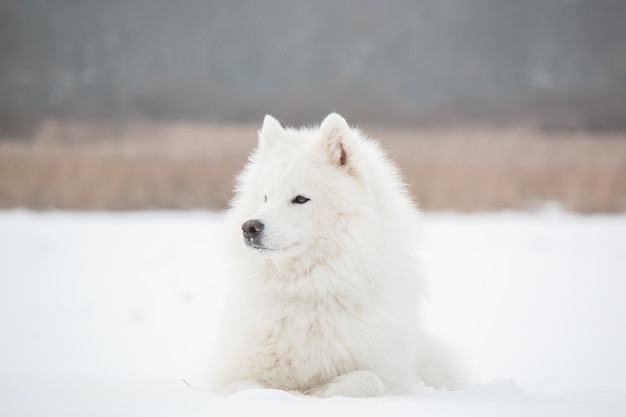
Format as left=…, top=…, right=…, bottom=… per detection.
left=211, top=113, right=463, bottom=397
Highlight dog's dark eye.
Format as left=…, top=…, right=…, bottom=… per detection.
left=291, top=195, right=310, bottom=204
left=264, top=195, right=267, bottom=203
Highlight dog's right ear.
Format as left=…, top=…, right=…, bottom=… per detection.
left=258, top=115, right=284, bottom=150
left=319, top=113, right=352, bottom=169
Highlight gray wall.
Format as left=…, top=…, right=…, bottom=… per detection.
left=2, top=0, right=626, bottom=134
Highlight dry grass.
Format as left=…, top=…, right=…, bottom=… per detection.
left=0, top=122, right=256, bottom=210
left=1, top=121, right=625, bottom=212
left=372, top=127, right=626, bottom=212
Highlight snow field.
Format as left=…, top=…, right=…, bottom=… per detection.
left=0, top=209, right=625, bottom=416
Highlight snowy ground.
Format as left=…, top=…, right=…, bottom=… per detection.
left=1, top=209, right=625, bottom=416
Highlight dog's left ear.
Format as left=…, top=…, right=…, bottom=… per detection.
left=258, top=115, right=284, bottom=151
left=319, top=113, right=353, bottom=168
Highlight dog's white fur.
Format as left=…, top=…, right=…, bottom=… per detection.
left=211, top=113, right=463, bottom=397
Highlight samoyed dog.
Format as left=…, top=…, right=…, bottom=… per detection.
left=211, top=113, right=462, bottom=397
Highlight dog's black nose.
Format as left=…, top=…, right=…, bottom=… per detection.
left=242, top=219, right=264, bottom=240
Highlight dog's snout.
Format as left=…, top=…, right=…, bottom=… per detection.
left=242, top=219, right=264, bottom=240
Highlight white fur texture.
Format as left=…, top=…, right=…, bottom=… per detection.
left=211, top=113, right=463, bottom=397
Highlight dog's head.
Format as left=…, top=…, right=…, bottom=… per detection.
left=234, top=113, right=369, bottom=258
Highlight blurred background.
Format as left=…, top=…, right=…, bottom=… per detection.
left=1, top=0, right=625, bottom=212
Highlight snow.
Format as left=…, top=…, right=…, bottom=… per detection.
left=1, top=209, right=625, bottom=416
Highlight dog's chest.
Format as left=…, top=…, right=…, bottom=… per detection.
left=248, top=292, right=367, bottom=390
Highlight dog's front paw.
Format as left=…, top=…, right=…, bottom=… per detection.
left=310, top=370, right=385, bottom=398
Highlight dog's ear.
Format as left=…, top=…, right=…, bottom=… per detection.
left=258, top=115, right=284, bottom=150
left=319, top=113, right=352, bottom=168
